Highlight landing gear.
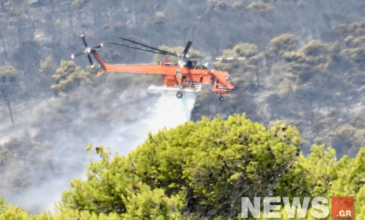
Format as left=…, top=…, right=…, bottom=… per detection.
left=219, top=96, right=224, bottom=102
left=176, top=91, right=183, bottom=99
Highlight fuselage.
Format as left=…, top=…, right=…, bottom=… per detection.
left=101, top=62, right=234, bottom=94
left=92, top=50, right=234, bottom=94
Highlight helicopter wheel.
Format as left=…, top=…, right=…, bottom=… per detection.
left=219, top=96, right=224, bottom=102
left=176, top=91, right=183, bottom=99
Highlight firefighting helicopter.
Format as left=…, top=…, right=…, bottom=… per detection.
left=71, top=34, right=234, bottom=101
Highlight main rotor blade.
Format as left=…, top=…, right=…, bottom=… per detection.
left=93, top=43, right=103, bottom=49
left=110, top=42, right=175, bottom=56
left=182, top=40, right=193, bottom=58
left=87, top=54, right=94, bottom=67
left=118, top=36, right=176, bottom=56
left=81, top=34, right=88, bottom=47
left=71, top=51, right=84, bottom=59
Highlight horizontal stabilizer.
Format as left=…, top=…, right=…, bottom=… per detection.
left=97, top=69, right=105, bottom=77
left=148, top=84, right=202, bottom=93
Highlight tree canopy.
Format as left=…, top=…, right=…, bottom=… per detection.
left=50, top=61, right=93, bottom=96
left=0, top=65, right=20, bottom=124
left=0, top=114, right=365, bottom=219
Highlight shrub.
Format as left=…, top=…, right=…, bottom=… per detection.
left=232, top=1, right=244, bottom=10
left=71, top=0, right=87, bottom=9
left=265, top=34, right=299, bottom=59
left=246, top=1, right=275, bottom=13
left=59, top=115, right=301, bottom=219
left=214, top=1, right=228, bottom=11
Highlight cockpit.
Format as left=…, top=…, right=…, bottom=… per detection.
left=225, top=76, right=234, bottom=85
left=187, top=60, right=208, bottom=70
left=163, top=58, right=209, bottom=70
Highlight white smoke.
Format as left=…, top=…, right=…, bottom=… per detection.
left=94, top=91, right=197, bottom=153
left=4, top=91, right=197, bottom=214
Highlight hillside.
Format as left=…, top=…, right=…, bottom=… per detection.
left=0, top=115, right=365, bottom=219
left=1, top=0, right=365, bottom=215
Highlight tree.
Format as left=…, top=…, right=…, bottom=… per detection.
left=223, top=43, right=259, bottom=59
left=38, top=56, right=57, bottom=92
left=35, top=55, right=57, bottom=106
left=283, top=40, right=331, bottom=85
left=245, top=1, right=275, bottom=13
left=265, top=33, right=299, bottom=69
left=59, top=114, right=301, bottom=219
left=50, top=61, right=92, bottom=96
left=0, top=65, right=19, bottom=125
left=215, top=42, right=265, bottom=89
left=275, top=145, right=365, bottom=220
left=1, top=117, right=365, bottom=219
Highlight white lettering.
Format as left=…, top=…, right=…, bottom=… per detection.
left=346, top=210, right=352, bottom=217
left=241, top=197, right=260, bottom=218
left=283, top=197, right=310, bottom=218
left=241, top=197, right=330, bottom=219
left=263, top=197, right=281, bottom=218
left=311, top=197, right=329, bottom=218
left=339, top=210, right=345, bottom=217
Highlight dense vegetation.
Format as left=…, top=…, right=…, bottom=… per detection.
left=0, top=115, right=364, bottom=219
left=1, top=0, right=365, bottom=217
left=194, top=20, right=365, bottom=158
left=0, top=58, right=160, bottom=211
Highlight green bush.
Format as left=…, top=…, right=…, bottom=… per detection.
left=234, top=43, right=258, bottom=58
left=214, top=1, right=228, bottom=11
left=265, top=34, right=299, bottom=59
left=51, top=61, right=92, bottom=96
left=148, top=16, right=168, bottom=27
left=277, top=78, right=294, bottom=98
left=59, top=114, right=301, bottom=219
left=222, top=43, right=259, bottom=61
left=246, top=1, right=275, bottom=13
left=232, top=1, right=244, bottom=10
left=2, top=115, right=365, bottom=219
left=351, top=114, right=365, bottom=129
left=0, top=65, right=19, bottom=82
left=71, top=0, right=88, bottom=9
left=283, top=40, right=331, bottom=84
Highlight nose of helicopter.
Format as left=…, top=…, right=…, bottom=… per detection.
left=227, top=78, right=235, bottom=91
left=229, top=81, right=235, bottom=90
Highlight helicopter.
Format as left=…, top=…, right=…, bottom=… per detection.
left=71, top=34, right=234, bottom=101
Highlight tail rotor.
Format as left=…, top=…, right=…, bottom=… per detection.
left=71, top=34, right=103, bottom=68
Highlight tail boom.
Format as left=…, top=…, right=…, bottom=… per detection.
left=148, top=83, right=202, bottom=93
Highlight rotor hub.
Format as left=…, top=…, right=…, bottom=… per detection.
left=85, top=47, right=92, bottom=54
left=71, top=34, right=103, bottom=68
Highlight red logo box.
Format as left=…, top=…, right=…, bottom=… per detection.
left=332, top=197, right=353, bottom=219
